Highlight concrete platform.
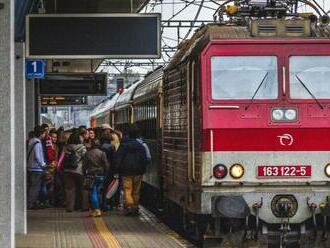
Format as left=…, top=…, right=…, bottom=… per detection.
left=16, top=208, right=195, bottom=248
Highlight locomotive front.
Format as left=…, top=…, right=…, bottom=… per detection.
left=199, top=36, right=330, bottom=245
left=191, top=5, right=330, bottom=248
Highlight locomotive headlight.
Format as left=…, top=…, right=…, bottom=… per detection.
left=284, top=109, right=297, bottom=121
left=213, top=164, right=228, bottom=179
left=325, top=164, right=330, bottom=177
left=272, top=108, right=298, bottom=122
left=272, top=109, right=284, bottom=121
left=230, top=164, right=244, bottom=179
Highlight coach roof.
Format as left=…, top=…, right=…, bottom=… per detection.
left=115, top=80, right=141, bottom=109
left=91, top=93, right=120, bottom=117
left=133, top=67, right=163, bottom=104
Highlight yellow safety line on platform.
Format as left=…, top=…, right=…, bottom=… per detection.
left=93, top=217, right=122, bottom=248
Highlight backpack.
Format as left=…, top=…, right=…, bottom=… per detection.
left=63, top=148, right=81, bottom=170
left=136, top=138, right=151, bottom=162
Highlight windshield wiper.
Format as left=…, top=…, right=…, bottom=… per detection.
left=295, top=75, right=324, bottom=110
left=245, top=72, right=269, bottom=110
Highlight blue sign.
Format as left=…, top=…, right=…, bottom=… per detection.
left=40, top=107, right=48, bottom=114
left=26, top=59, right=45, bottom=79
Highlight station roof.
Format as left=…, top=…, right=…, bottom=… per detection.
left=43, top=0, right=149, bottom=13
left=15, top=0, right=150, bottom=41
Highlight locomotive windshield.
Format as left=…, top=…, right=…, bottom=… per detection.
left=211, top=56, right=278, bottom=100
left=289, top=56, right=330, bottom=99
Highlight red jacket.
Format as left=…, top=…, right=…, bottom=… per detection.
left=43, top=135, right=56, bottom=164
left=48, top=143, right=58, bottom=163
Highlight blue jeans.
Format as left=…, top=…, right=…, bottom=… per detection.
left=90, top=176, right=104, bottom=209
left=27, top=172, right=43, bottom=208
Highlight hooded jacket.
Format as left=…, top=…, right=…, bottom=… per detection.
left=114, top=137, right=147, bottom=176
left=27, top=137, right=46, bottom=172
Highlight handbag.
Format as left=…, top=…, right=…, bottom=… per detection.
left=105, top=177, right=119, bottom=199
left=83, top=175, right=95, bottom=190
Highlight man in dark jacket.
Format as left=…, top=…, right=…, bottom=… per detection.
left=114, top=125, right=147, bottom=216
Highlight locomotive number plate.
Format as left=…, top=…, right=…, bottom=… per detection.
left=257, top=165, right=311, bottom=178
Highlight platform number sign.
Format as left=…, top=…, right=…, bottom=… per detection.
left=26, top=59, right=45, bottom=79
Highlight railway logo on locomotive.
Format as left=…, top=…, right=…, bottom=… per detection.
left=277, top=134, right=294, bottom=146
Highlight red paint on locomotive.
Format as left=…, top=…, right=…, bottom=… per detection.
left=200, top=40, right=330, bottom=151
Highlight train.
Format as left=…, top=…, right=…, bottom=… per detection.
left=91, top=1, right=330, bottom=247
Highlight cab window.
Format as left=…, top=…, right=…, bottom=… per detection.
left=289, top=56, right=330, bottom=99
left=211, top=56, right=278, bottom=100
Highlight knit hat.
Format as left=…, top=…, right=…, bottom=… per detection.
left=101, top=123, right=113, bottom=130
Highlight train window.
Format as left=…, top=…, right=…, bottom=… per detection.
left=211, top=56, right=278, bottom=100
left=142, top=105, right=144, bottom=120
left=143, top=105, right=145, bottom=120
left=290, top=56, right=330, bottom=99
left=138, top=106, right=141, bottom=121
left=149, top=102, right=152, bottom=119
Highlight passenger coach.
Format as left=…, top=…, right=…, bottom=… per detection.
left=114, top=81, right=141, bottom=131
left=90, top=93, right=120, bottom=128
left=132, top=67, right=163, bottom=211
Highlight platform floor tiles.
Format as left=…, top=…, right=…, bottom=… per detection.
left=16, top=208, right=195, bottom=248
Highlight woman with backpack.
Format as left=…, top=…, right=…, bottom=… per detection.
left=63, top=132, right=88, bottom=212
left=83, top=140, right=110, bottom=217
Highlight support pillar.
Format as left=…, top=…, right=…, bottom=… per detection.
left=0, top=0, right=16, bottom=247
left=15, top=43, right=26, bottom=234
left=25, top=79, right=35, bottom=133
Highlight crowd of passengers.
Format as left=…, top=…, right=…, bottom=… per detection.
left=27, top=123, right=151, bottom=217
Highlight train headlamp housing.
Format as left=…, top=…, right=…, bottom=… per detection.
left=284, top=109, right=297, bottom=121
left=213, top=164, right=228, bottom=179
left=230, top=164, right=244, bottom=179
left=272, top=109, right=284, bottom=121
left=324, top=164, right=330, bottom=177
left=272, top=108, right=297, bottom=122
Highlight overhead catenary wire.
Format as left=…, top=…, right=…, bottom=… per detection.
left=297, top=0, right=322, bottom=16
left=182, top=0, right=205, bottom=40
left=150, top=0, right=218, bottom=5
left=167, top=0, right=196, bottom=21
left=110, top=0, right=330, bottom=77
left=149, top=0, right=217, bottom=10
left=310, top=0, right=329, bottom=16
left=180, top=0, right=217, bottom=10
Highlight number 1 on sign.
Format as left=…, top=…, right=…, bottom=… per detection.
left=32, top=61, right=37, bottom=72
